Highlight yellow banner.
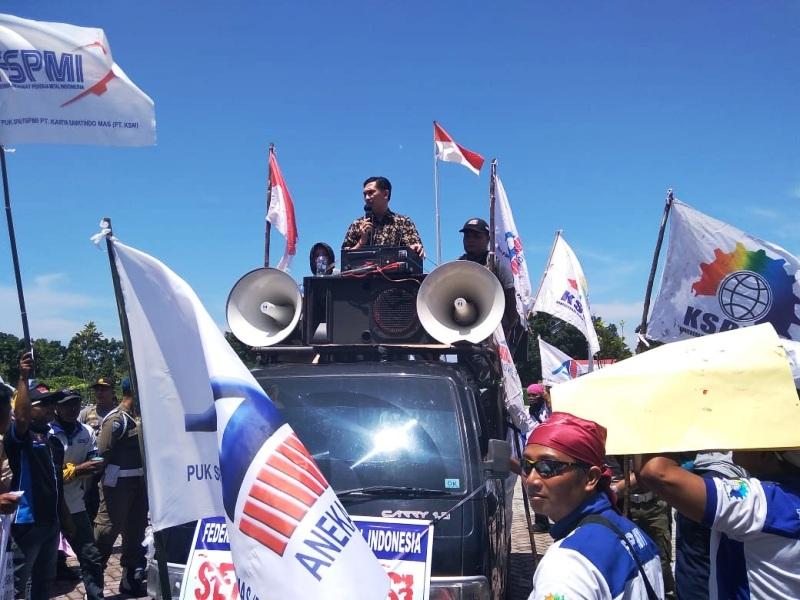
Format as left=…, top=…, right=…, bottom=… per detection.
left=551, top=324, right=800, bottom=454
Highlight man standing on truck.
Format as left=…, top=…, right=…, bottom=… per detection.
left=342, top=176, right=425, bottom=258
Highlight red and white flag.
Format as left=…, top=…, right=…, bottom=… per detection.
left=267, top=148, right=298, bottom=271
left=433, top=121, right=484, bottom=175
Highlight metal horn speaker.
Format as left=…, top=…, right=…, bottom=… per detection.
left=416, top=260, right=505, bottom=344
left=226, top=267, right=302, bottom=347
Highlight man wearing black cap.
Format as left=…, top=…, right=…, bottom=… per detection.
left=79, top=377, right=116, bottom=522
left=459, top=217, right=519, bottom=345
left=50, top=390, right=105, bottom=600
left=6, top=352, right=73, bottom=600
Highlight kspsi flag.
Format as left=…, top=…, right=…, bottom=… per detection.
left=532, top=233, right=600, bottom=356
left=433, top=121, right=484, bottom=175
left=112, top=241, right=389, bottom=600
left=0, top=13, right=155, bottom=145
left=538, top=337, right=588, bottom=386
left=267, top=147, right=298, bottom=271
left=647, top=201, right=800, bottom=343
left=493, top=172, right=534, bottom=323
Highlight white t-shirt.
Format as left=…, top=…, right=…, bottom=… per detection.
left=50, top=421, right=98, bottom=514
left=702, top=476, right=800, bottom=599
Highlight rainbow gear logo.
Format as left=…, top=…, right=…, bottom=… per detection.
left=692, top=242, right=800, bottom=336
left=726, top=479, right=750, bottom=500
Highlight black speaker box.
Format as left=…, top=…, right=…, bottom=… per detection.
left=302, top=275, right=438, bottom=345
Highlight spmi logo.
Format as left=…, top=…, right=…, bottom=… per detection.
left=680, top=243, right=800, bottom=337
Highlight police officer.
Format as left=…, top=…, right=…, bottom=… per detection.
left=93, top=378, right=148, bottom=596
left=79, top=378, right=117, bottom=522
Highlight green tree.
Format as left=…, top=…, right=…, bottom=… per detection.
left=517, top=313, right=632, bottom=384
left=225, top=332, right=261, bottom=369
left=64, top=322, right=128, bottom=386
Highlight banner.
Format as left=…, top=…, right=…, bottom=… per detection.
left=532, top=233, right=600, bottom=355
left=493, top=173, right=534, bottom=323
left=551, top=324, right=800, bottom=454
left=180, top=518, right=238, bottom=600
left=538, top=337, right=588, bottom=386
left=0, top=13, right=155, bottom=146
left=492, top=325, right=535, bottom=435
left=647, top=201, right=800, bottom=343
left=113, top=241, right=388, bottom=600
left=267, top=147, right=298, bottom=271
left=355, top=517, right=434, bottom=600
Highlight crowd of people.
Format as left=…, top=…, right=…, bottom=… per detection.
left=521, top=384, right=800, bottom=600
left=0, top=353, right=147, bottom=600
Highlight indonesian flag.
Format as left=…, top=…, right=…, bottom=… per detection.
left=433, top=121, right=484, bottom=175
left=266, top=148, right=298, bottom=271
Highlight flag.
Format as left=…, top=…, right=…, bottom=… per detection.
left=112, top=240, right=389, bottom=599
left=267, top=148, right=298, bottom=271
left=493, top=172, right=534, bottom=322
left=491, top=326, right=535, bottom=435
left=647, top=201, right=800, bottom=343
left=0, top=13, right=155, bottom=146
left=433, top=121, right=484, bottom=175
left=532, top=233, right=600, bottom=356
left=538, top=337, right=588, bottom=386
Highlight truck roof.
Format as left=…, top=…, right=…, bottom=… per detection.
left=251, top=359, right=474, bottom=382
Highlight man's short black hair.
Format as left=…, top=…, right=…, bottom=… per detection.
left=0, top=385, right=12, bottom=406
left=363, top=176, right=392, bottom=200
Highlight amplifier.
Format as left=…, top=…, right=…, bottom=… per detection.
left=341, top=246, right=423, bottom=275
left=302, top=274, right=437, bottom=346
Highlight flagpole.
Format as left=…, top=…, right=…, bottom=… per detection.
left=101, top=219, right=173, bottom=600
left=488, top=159, right=497, bottom=269
left=433, top=121, right=442, bottom=265
left=532, top=230, right=562, bottom=306
left=637, top=188, right=674, bottom=350
left=264, top=143, right=274, bottom=268
left=1, top=146, right=33, bottom=355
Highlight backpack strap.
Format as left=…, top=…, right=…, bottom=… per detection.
left=579, top=514, right=660, bottom=600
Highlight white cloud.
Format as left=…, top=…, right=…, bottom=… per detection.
left=591, top=300, right=643, bottom=348
left=747, top=207, right=779, bottom=220
left=792, top=185, right=800, bottom=200
left=0, top=272, right=99, bottom=342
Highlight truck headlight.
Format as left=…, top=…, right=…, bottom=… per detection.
left=429, top=576, right=490, bottom=600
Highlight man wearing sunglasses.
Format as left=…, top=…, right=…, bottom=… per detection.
left=524, top=412, right=664, bottom=599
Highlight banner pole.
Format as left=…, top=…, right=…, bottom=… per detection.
left=1, top=146, right=33, bottom=354
left=637, top=188, right=674, bottom=350
left=101, top=220, right=173, bottom=600
left=433, top=122, right=442, bottom=266
left=488, top=159, right=497, bottom=270
left=511, top=425, right=539, bottom=570
left=264, top=143, right=274, bottom=268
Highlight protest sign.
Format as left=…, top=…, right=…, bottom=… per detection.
left=180, top=517, right=238, bottom=600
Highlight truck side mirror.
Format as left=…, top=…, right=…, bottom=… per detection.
left=483, top=439, right=511, bottom=479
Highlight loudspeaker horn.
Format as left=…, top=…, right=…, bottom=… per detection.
left=226, top=267, right=302, bottom=347
left=417, top=260, right=505, bottom=344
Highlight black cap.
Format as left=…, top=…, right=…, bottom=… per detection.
left=459, top=218, right=490, bottom=235
left=29, top=383, right=65, bottom=406
left=57, top=390, right=83, bottom=404
left=91, top=377, right=114, bottom=389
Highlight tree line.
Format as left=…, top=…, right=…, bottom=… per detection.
left=0, top=315, right=632, bottom=394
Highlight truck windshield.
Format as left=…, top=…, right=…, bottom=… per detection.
left=259, top=374, right=467, bottom=494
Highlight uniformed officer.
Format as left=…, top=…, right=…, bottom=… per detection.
left=93, top=378, right=148, bottom=596
left=79, top=377, right=117, bottom=522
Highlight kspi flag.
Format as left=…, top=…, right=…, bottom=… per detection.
left=493, top=172, right=534, bottom=322
left=647, top=201, right=800, bottom=343
left=532, top=233, right=601, bottom=356
left=538, top=337, right=588, bottom=386
left=0, top=13, right=155, bottom=146
left=267, top=147, right=298, bottom=271
left=112, top=241, right=388, bottom=599
left=433, top=121, right=484, bottom=175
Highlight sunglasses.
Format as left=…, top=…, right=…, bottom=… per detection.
left=521, top=457, right=588, bottom=479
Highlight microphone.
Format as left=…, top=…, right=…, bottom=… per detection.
left=363, top=204, right=373, bottom=246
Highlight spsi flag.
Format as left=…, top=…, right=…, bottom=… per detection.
left=0, top=13, right=155, bottom=146
left=493, top=172, right=534, bottom=323
left=112, top=241, right=389, bottom=600
left=532, top=233, right=600, bottom=356
left=647, top=201, right=800, bottom=343
left=538, top=337, right=588, bottom=386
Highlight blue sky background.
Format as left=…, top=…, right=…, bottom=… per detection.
left=0, top=1, right=798, bottom=348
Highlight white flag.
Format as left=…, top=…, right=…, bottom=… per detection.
left=0, top=14, right=155, bottom=146
left=112, top=241, right=388, bottom=600
left=492, top=326, right=535, bottom=435
left=493, top=173, right=534, bottom=322
left=648, top=201, right=800, bottom=343
left=538, top=337, right=588, bottom=386
left=532, top=233, right=600, bottom=356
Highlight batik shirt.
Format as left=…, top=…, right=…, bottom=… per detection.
left=341, top=210, right=423, bottom=250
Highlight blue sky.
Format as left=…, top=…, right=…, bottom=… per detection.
left=0, top=1, right=798, bottom=348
